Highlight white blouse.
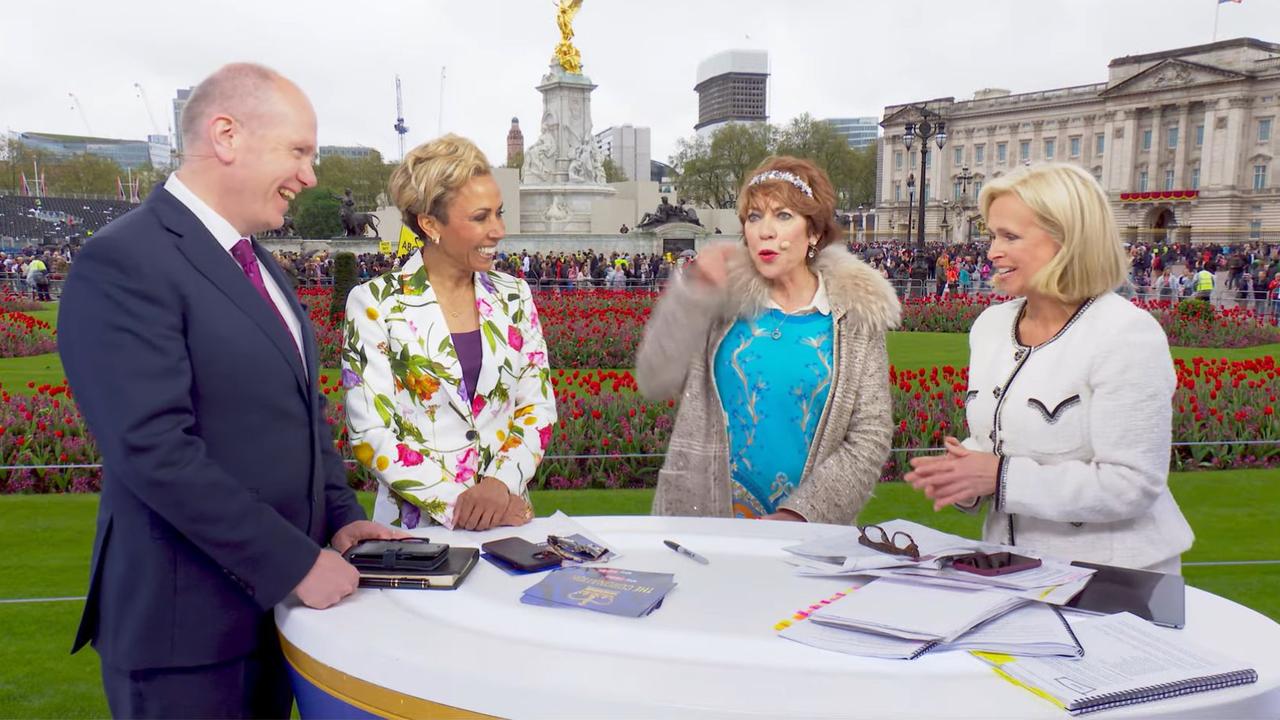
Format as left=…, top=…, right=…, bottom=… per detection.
left=960, top=292, right=1194, bottom=570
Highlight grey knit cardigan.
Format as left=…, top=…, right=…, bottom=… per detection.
left=636, top=243, right=902, bottom=525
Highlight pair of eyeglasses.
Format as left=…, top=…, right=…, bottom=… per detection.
left=857, top=524, right=920, bottom=561
left=546, top=534, right=608, bottom=562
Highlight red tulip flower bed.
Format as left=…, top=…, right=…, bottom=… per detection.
left=3, top=289, right=1276, bottom=493
left=0, top=310, right=57, bottom=358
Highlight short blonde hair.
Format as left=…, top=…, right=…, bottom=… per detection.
left=388, top=134, right=491, bottom=239
left=979, top=163, right=1127, bottom=303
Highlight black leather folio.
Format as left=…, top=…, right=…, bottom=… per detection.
left=343, top=540, right=480, bottom=590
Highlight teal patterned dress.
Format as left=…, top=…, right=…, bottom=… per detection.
left=713, top=308, right=834, bottom=518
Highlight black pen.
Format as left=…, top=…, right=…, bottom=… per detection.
left=664, top=539, right=709, bottom=564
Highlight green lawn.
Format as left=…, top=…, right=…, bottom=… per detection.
left=1, top=472, right=1276, bottom=718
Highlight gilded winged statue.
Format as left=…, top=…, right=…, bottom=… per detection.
left=553, top=0, right=584, bottom=73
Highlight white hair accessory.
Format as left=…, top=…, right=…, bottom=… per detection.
left=748, top=170, right=814, bottom=198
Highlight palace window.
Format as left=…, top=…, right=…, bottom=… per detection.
left=1142, top=129, right=1152, bottom=151
left=997, top=142, right=1008, bottom=163
left=1095, top=134, right=1105, bottom=155
left=1019, top=141, right=1030, bottom=162
left=1260, top=118, right=1273, bottom=143
left=1167, top=126, right=1178, bottom=149
left=1195, top=125, right=1204, bottom=147
left=1070, top=136, right=1081, bottom=157
left=1044, top=138, right=1055, bottom=160
left=975, top=144, right=985, bottom=164
left=1139, top=170, right=1148, bottom=192
left=1254, top=164, right=1268, bottom=190
left=1164, top=170, right=1175, bottom=191
left=1191, top=165, right=1200, bottom=190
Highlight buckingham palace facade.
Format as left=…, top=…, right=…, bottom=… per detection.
left=878, top=38, right=1280, bottom=245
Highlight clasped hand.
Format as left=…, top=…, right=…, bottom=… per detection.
left=905, top=436, right=999, bottom=511
left=454, top=476, right=533, bottom=531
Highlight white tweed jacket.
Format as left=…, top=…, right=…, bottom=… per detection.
left=960, top=292, right=1194, bottom=570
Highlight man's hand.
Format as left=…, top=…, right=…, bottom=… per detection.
left=454, top=476, right=510, bottom=531
left=294, top=549, right=359, bottom=609
left=499, top=494, right=535, bottom=527
left=330, top=520, right=410, bottom=554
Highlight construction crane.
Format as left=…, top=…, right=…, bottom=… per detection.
left=133, top=83, right=161, bottom=135
left=393, top=75, right=409, bottom=161
left=68, top=93, right=93, bottom=135
left=438, top=66, right=446, bottom=136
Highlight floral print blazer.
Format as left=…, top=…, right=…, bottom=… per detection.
left=342, top=252, right=557, bottom=529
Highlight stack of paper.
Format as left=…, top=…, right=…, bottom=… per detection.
left=783, top=519, right=1096, bottom=606
left=976, top=612, right=1257, bottom=715
left=807, top=578, right=1026, bottom=642
left=781, top=602, right=1084, bottom=660
left=521, top=566, right=675, bottom=618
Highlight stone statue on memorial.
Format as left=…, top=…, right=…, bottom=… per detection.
left=638, top=196, right=686, bottom=229
left=568, top=140, right=605, bottom=184
left=553, top=0, right=584, bottom=74
left=337, top=188, right=381, bottom=237
left=544, top=196, right=570, bottom=223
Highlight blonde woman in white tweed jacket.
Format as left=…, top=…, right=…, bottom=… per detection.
left=906, top=163, right=1193, bottom=573
left=637, top=156, right=900, bottom=525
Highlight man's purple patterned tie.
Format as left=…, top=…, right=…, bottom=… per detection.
left=230, top=238, right=295, bottom=341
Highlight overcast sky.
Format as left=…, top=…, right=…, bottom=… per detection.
left=3, top=0, right=1277, bottom=166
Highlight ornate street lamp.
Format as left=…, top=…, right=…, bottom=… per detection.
left=901, top=106, right=947, bottom=283
left=905, top=173, right=916, bottom=245
left=956, top=165, right=975, bottom=241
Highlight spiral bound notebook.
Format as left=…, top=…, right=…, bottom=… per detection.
left=975, top=612, right=1257, bottom=715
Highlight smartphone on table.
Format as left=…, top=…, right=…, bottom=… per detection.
left=481, top=537, right=564, bottom=572
left=949, top=551, right=1042, bottom=576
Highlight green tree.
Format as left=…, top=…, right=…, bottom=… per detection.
left=506, top=150, right=524, bottom=170
left=709, top=122, right=773, bottom=203
left=670, top=123, right=773, bottom=208
left=602, top=156, right=627, bottom=182
left=124, top=163, right=167, bottom=201
left=292, top=188, right=342, bottom=238
left=44, top=153, right=123, bottom=196
left=313, top=151, right=394, bottom=209
left=0, top=138, right=51, bottom=194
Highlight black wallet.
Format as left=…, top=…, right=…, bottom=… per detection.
left=343, top=539, right=449, bottom=573
left=481, top=537, right=563, bottom=572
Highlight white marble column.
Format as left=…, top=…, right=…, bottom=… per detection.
left=1147, top=105, right=1162, bottom=189
left=1174, top=103, right=1190, bottom=188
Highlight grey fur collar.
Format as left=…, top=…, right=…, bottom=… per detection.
left=722, top=243, right=901, bottom=332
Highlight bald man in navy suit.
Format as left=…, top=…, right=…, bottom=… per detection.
left=59, top=63, right=404, bottom=718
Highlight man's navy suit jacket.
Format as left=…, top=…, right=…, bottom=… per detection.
left=58, top=187, right=365, bottom=670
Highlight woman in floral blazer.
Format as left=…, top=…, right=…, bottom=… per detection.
left=343, top=135, right=556, bottom=530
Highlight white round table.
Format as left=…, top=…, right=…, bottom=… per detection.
left=276, top=516, right=1280, bottom=719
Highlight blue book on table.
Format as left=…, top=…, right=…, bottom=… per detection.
left=521, top=567, right=676, bottom=617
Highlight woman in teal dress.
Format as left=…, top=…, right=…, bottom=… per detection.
left=637, top=156, right=901, bottom=524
